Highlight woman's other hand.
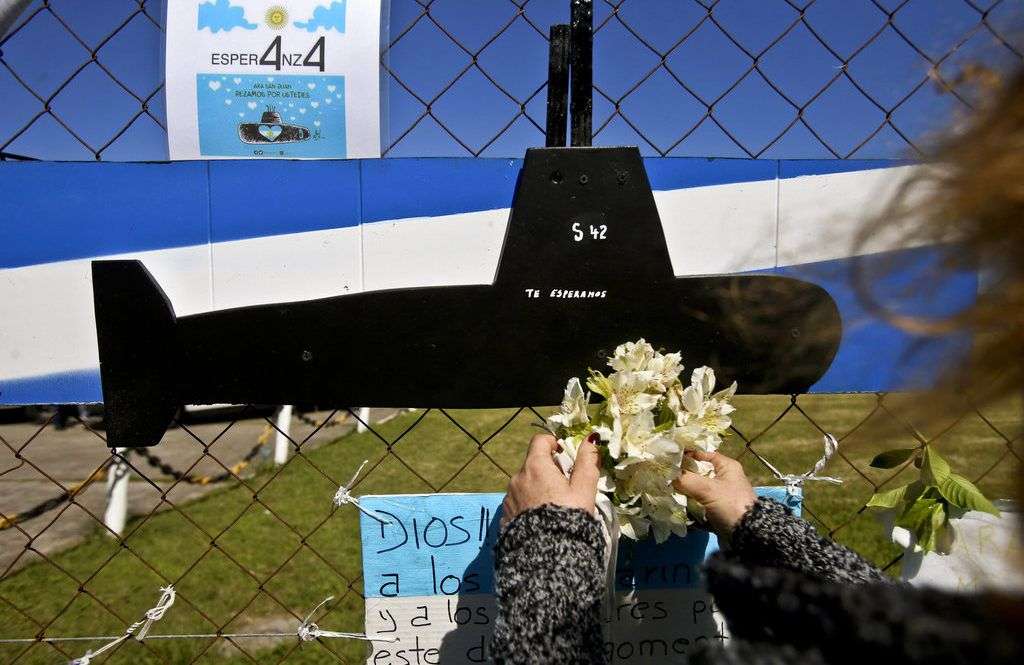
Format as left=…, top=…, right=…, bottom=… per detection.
left=501, top=433, right=600, bottom=529
left=673, top=449, right=756, bottom=538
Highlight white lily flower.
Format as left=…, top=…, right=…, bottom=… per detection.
left=547, top=377, right=590, bottom=430
left=682, top=455, right=715, bottom=478
left=547, top=340, right=740, bottom=542
left=608, top=339, right=683, bottom=393
left=609, top=339, right=657, bottom=372
left=616, top=501, right=651, bottom=540
left=609, top=371, right=662, bottom=415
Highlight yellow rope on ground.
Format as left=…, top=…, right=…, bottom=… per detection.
left=0, top=423, right=275, bottom=529
left=0, top=464, right=110, bottom=531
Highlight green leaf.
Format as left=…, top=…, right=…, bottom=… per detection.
left=896, top=497, right=946, bottom=553
left=866, top=483, right=911, bottom=509
left=895, top=497, right=940, bottom=532
left=869, top=448, right=918, bottom=469
left=938, top=473, right=1000, bottom=516
left=921, top=446, right=951, bottom=486
left=919, top=501, right=948, bottom=553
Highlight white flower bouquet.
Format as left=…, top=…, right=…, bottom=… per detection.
left=548, top=339, right=737, bottom=542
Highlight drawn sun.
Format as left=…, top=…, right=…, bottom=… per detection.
left=265, top=6, right=288, bottom=30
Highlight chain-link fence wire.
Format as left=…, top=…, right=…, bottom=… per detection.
left=1, top=0, right=1023, bottom=663
left=1, top=0, right=1022, bottom=161
left=0, top=394, right=1020, bottom=663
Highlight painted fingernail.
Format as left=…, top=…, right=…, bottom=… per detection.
left=586, top=432, right=600, bottom=444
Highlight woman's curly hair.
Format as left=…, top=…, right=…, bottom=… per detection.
left=852, top=68, right=1024, bottom=404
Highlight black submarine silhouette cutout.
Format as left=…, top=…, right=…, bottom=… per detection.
left=238, top=109, right=310, bottom=144
left=92, top=147, right=842, bottom=448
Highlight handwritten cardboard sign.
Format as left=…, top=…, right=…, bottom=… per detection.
left=359, top=488, right=801, bottom=664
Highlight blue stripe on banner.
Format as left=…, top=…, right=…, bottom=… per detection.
left=0, top=158, right=914, bottom=270
left=643, top=157, right=776, bottom=191
left=779, top=159, right=913, bottom=179
left=0, top=369, right=102, bottom=405
left=209, top=160, right=361, bottom=242
left=785, top=245, right=977, bottom=393
left=644, top=158, right=902, bottom=191
left=0, top=162, right=210, bottom=269
left=359, top=158, right=523, bottom=223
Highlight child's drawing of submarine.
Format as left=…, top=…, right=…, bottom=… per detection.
left=238, top=110, right=310, bottom=144
left=92, top=147, right=842, bottom=448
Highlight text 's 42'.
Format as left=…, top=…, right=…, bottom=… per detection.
left=572, top=222, right=608, bottom=242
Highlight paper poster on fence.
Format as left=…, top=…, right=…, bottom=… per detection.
left=164, top=0, right=381, bottom=159
left=359, top=488, right=801, bottom=664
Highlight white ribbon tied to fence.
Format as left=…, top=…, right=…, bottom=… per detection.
left=70, top=585, right=176, bottom=664
left=333, top=459, right=392, bottom=524
left=758, top=433, right=843, bottom=496
left=296, top=595, right=396, bottom=643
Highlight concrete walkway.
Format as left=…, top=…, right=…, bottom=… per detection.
left=0, top=408, right=397, bottom=574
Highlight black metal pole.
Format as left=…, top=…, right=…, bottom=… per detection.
left=545, top=24, right=571, bottom=147
left=569, top=0, right=593, bottom=147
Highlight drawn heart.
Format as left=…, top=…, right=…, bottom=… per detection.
left=247, top=101, right=258, bottom=110
left=238, top=111, right=244, bottom=117
left=267, top=76, right=275, bottom=82
left=233, top=77, right=241, bottom=84
left=299, top=107, right=306, bottom=114
left=258, top=124, right=283, bottom=141
left=324, top=98, right=331, bottom=104
left=208, top=80, right=221, bottom=91
left=308, top=83, right=317, bottom=90
left=327, top=85, right=336, bottom=92
left=335, top=94, right=341, bottom=99
left=310, top=101, right=319, bottom=108
left=314, top=120, right=321, bottom=126
left=224, top=99, right=232, bottom=105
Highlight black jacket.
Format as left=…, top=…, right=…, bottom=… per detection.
left=491, top=498, right=1023, bottom=664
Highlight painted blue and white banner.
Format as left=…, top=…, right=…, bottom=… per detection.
left=0, top=158, right=974, bottom=404
left=165, top=0, right=380, bottom=159
left=359, top=488, right=801, bottom=664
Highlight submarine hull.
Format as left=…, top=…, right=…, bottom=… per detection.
left=92, top=147, right=842, bottom=447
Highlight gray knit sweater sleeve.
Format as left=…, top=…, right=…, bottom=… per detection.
left=491, top=504, right=607, bottom=665
left=724, top=497, right=887, bottom=584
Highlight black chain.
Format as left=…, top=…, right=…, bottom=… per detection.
left=0, top=460, right=111, bottom=531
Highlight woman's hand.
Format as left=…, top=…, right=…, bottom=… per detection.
left=501, top=433, right=601, bottom=529
left=673, top=449, right=756, bottom=538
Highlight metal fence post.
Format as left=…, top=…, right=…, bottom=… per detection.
left=274, top=405, right=293, bottom=465
left=103, top=448, right=130, bottom=536
left=357, top=407, right=370, bottom=433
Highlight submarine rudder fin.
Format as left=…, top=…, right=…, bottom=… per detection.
left=92, top=260, right=180, bottom=448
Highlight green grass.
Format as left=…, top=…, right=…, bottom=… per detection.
left=1, top=395, right=1019, bottom=664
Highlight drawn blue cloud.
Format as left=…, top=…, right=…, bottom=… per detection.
left=294, top=1, right=347, bottom=33
left=198, top=0, right=257, bottom=33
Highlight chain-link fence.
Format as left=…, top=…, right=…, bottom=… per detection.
left=1, top=0, right=1023, bottom=663
left=1, top=0, right=1022, bottom=160
left=0, top=395, right=1021, bottom=663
